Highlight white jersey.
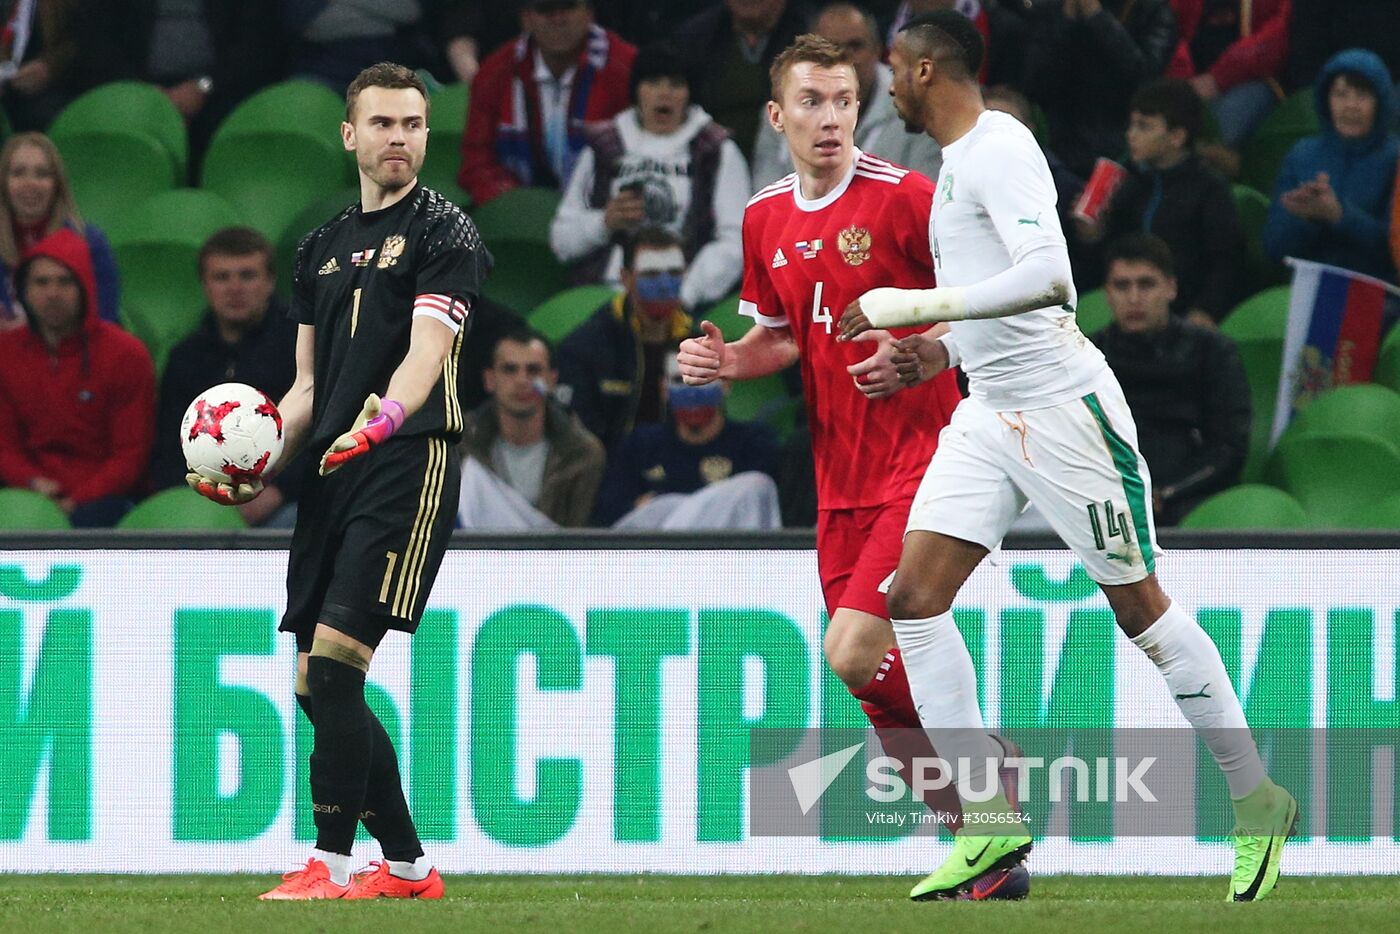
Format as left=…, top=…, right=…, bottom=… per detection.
left=932, top=110, right=1107, bottom=410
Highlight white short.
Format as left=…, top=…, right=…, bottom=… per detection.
left=907, top=371, right=1160, bottom=585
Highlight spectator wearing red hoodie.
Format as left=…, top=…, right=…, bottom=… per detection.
left=0, top=228, right=155, bottom=527
left=1166, top=0, right=1291, bottom=149
left=459, top=0, right=636, bottom=206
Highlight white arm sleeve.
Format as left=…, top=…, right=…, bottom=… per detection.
left=862, top=242, right=1072, bottom=326
left=681, top=139, right=750, bottom=308
left=549, top=147, right=610, bottom=263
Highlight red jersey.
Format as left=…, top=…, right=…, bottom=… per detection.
left=740, top=152, right=960, bottom=509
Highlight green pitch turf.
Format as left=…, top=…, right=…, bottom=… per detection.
left=0, top=875, right=1396, bottom=934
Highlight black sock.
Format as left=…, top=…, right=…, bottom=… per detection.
left=306, top=654, right=372, bottom=856
left=360, top=710, right=424, bottom=863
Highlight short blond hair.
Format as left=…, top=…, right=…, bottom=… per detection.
left=769, top=34, right=854, bottom=103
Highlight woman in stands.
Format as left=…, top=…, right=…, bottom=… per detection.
left=0, top=132, right=119, bottom=331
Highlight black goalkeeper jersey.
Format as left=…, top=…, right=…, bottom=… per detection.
left=292, top=183, right=491, bottom=448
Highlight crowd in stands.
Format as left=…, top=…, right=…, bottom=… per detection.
left=1, top=0, right=1399, bottom=531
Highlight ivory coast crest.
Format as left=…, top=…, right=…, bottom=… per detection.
left=377, top=234, right=407, bottom=269
left=837, top=225, right=871, bottom=266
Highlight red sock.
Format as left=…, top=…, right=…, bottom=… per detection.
left=851, top=648, right=963, bottom=831
left=851, top=648, right=918, bottom=728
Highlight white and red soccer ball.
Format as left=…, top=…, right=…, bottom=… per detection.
left=181, top=382, right=284, bottom=485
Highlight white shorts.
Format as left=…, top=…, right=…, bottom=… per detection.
left=907, top=371, right=1160, bottom=585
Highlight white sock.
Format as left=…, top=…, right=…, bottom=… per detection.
left=387, top=855, right=432, bottom=881
left=1130, top=601, right=1267, bottom=798
left=892, top=610, right=1001, bottom=802
left=313, top=849, right=351, bottom=886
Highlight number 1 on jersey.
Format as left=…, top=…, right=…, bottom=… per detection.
left=811, top=281, right=833, bottom=334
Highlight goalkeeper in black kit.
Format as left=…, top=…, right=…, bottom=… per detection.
left=189, top=62, right=490, bottom=899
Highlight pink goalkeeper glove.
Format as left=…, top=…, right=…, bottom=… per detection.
left=319, top=394, right=405, bottom=475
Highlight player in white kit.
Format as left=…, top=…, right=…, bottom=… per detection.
left=836, top=11, right=1297, bottom=903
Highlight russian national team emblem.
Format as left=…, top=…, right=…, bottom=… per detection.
left=378, top=234, right=407, bottom=269
left=837, top=225, right=871, bottom=267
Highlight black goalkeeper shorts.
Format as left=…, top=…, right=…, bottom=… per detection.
left=281, top=434, right=460, bottom=647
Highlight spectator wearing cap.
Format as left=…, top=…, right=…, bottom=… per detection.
left=550, top=41, right=748, bottom=310
left=459, top=0, right=636, bottom=206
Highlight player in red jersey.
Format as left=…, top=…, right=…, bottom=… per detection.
left=678, top=34, right=1026, bottom=900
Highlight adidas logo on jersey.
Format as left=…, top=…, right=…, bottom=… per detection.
left=318, top=257, right=341, bottom=276
left=772, top=248, right=788, bottom=269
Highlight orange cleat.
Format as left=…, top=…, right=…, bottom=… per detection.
left=257, top=858, right=352, bottom=900
left=344, top=861, right=445, bottom=899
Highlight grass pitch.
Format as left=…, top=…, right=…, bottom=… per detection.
left=0, top=875, right=1396, bottom=934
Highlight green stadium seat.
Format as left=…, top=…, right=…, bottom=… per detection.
left=117, top=488, right=248, bottom=531
left=1222, top=286, right=1291, bottom=481
left=110, top=190, right=246, bottom=370
left=1179, top=484, right=1308, bottom=529
left=1232, top=184, right=1285, bottom=293
left=726, top=372, right=796, bottom=429
left=121, top=290, right=206, bottom=376
left=213, top=80, right=346, bottom=144
left=1265, top=431, right=1400, bottom=528
left=0, top=489, right=71, bottom=530
left=430, top=82, right=470, bottom=134
left=1074, top=288, right=1111, bottom=337
left=202, top=131, right=353, bottom=241
left=53, top=131, right=177, bottom=231
left=50, top=81, right=188, bottom=181
left=528, top=285, right=617, bottom=343
left=479, top=239, right=571, bottom=315
left=1286, top=383, right=1400, bottom=448
left=273, top=187, right=359, bottom=298
left=1240, top=88, right=1318, bottom=196
left=1372, top=324, right=1400, bottom=394
left=471, top=186, right=562, bottom=247
left=105, top=189, right=243, bottom=249
left=702, top=291, right=754, bottom=340
left=419, top=83, right=471, bottom=204
left=1222, top=285, right=1290, bottom=342
left=1369, top=493, right=1400, bottom=529
left=757, top=393, right=803, bottom=439
left=421, top=141, right=469, bottom=205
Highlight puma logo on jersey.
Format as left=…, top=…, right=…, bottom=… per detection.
left=318, top=257, right=341, bottom=276
left=772, top=248, right=788, bottom=268
left=1017, top=214, right=1043, bottom=228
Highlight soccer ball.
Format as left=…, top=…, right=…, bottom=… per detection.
left=181, top=382, right=284, bottom=485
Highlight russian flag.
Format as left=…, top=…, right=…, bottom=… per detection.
left=1272, top=259, right=1399, bottom=443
